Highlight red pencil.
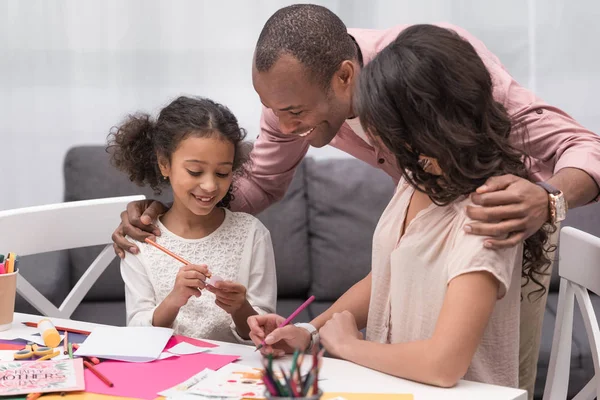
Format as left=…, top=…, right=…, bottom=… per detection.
left=84, top=360, right=113, bottom=387
left=145, top=238, right=211, bottom=277
left=23, top=322, right=91, bottom=336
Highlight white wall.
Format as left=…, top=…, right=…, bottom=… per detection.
left=1, top=0, right=598, bottom=210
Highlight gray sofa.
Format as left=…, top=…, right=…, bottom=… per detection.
left=14, top=145, right=599, bottom=399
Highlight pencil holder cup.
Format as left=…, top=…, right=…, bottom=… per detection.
left=265, top=390, right=323, bottom=399
left=0, top=269, right=18, bottom=331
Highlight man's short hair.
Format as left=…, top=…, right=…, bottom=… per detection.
left=254, top=4, right=357, bottom=89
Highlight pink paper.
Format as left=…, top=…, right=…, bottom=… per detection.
left=84, top=335, right=239, bottom=400
left=165, top=335, right=217, bottom=349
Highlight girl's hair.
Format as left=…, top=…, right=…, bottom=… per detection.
left=107, top=96, right=251, bottom=208
left=355, top=24, right=554, bottom=299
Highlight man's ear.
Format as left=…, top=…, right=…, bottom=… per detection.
left=335, top=60, right=356, bottom=88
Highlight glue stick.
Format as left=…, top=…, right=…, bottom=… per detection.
left=37, top=319, right=61, bottom=348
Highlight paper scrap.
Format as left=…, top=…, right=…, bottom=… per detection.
left=207, top=274, right=224, bottom=286
left=158, top=352, right=179, bottom=360
left=167, top=342, right=210, bottom=356
left=74, top=326, right=173, bottom=362
left=188, top=363, right=266, bottom=399
left=158, top=368, right=214, bottom=397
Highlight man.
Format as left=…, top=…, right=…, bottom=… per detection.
left=112, top=4, right=600, bottom=396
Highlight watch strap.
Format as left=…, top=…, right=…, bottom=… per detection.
left=536, top=181, right=561, bottom=196
left=294, top=323, right=319, bottom=351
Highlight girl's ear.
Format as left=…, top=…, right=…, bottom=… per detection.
left=157, top=153, right=171, bottom=178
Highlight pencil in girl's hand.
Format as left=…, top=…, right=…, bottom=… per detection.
left=144, top=238, right=211, bottom=278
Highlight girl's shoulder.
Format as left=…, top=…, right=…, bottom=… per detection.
left=224, top=210, right=270, bottom=237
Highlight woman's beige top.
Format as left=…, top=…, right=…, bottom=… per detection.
left=366, top=179, right=523, bottom=387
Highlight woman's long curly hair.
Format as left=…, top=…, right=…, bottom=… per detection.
left=107, top=96, right=251, bottom=209
left=355, top=24, right=555, bottom=299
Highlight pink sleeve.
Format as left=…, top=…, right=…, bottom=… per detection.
left=230, top=106, right=309, bottom=214
left=516, top=105, right=600, bottom=201
left=443, top=23, right=600, bottom=201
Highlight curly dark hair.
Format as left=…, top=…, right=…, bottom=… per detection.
left=254, top=4, right=358, bottom=89
left=355, top=24, right=555, bottom=299
left=107, top=96, right=251, bottom=208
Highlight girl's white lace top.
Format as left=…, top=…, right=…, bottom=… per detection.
left=120, top=209, right=277, bottom=344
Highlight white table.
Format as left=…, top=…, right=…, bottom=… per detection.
left=5, top=313, right=527, bottom=400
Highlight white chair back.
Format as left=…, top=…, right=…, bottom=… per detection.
left=0, top=195, right=145, bottom=318
left=543, top=226, right=600, bottom=400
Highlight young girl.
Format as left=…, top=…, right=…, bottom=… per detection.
left=107, top=96, right=277, bottom=343
left=248, top=25, right=553, bottom=388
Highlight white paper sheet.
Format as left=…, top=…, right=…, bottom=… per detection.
left=167, top=342, right=210, bottom=355
left=74, top=326, right=173, bottom=362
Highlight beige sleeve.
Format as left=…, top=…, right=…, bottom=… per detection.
left=446, top=215, right=522, bottom=300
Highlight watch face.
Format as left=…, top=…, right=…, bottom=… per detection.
left=555, top=196, right=567, bottom=221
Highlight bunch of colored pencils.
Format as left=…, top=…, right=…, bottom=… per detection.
left=261, top=346, right=324, bottom=398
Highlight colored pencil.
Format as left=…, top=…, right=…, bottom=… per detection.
left=63, top=331, right=69, bottom=355
left=261, top=347, right=322, bottom=397
left=22, top=322, right=91, bottom=336
left=68, top=343, right=73, bottom=359
left=144, top=238, right=211, bottom=277
left=26, top=393, right=42, bottom=400
left=84, top=360, right=114, bottom=387
left=255, top=295, right=315, bottom=351
left=72, top=343, right=100, bottom=365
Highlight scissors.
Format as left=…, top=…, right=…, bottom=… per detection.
left=13, top=343, right=55, bottom=360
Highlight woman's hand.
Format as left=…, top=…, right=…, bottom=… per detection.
left=247, top=314, right=311, bottom=357
left=319, top=311, right=363, bottom=358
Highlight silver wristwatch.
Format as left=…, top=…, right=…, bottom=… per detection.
left=294, top=322, right=319, bottom=351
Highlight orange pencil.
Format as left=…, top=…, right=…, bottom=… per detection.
left=23, top=322, right=91, bottom=335
left=144, top=238, right=211, bottom=278
left=84, top=360, right=113, bottom=387
left=26, top=393, right=42, bottom=400
left=73, top=344, right=101, bottom=365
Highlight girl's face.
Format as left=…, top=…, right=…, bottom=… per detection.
left=159, top=135, right=235, bottom=216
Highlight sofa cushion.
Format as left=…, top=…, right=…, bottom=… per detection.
left=71, top=300, right=127, bottom=326
left=308, top=302, right=335, bottom=321
left=63, top=146, right=174, bottom=301
left=276, top=299, right=311, bottom=323
left=256, top=162, right=311, bottom=298
left=13, top=251, right=71, bottom=314
left=305, top=158, right=395, bottom=301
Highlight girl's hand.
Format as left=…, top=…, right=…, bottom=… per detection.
left=319, top=311, right=364, bottom=358
left=166, top=264, right=209, bottom=308
left=206, top=280, right=248, bottom=314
